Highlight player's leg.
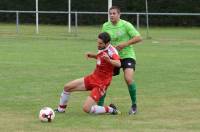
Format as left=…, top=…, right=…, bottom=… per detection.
left=55, top=77, right=86, bottom=112
left=83, top=96, right=120, bottom=115
left=97, top=93, right=106, bottom=106
left=124, top=68, right=137, bottom=114
left=122, top=58, right=137, bottom=115
left=83, top=87, right=120, bottom=115
left=64, top=77, right=86, bottom=92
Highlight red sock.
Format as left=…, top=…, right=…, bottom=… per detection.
left=59, top=105, right=67, bottom=109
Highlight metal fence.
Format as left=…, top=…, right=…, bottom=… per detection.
left=0, top=10, right=200, bottom=35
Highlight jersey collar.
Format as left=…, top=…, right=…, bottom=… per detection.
left=98, top=44, right=111, bottom=53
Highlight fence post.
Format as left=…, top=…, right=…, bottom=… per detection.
left=36, top=0, right=39, bottom=34
left=145, top=0, right=150, bottom=39
left=136, top=13, right=139, bottom=29
left=16, top=11, right=19, bottom=33
left=75, top=11, right=78, bottom=35
left=68, top=0, right=71, bottom=32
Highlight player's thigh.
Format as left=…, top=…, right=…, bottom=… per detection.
left=90, top=86, right=106, bottom=102
left=124, top=68, right=135, bottom=84
left=121, top=58, right=136, bottom=84
left=64, top=77, right=86, bottom=92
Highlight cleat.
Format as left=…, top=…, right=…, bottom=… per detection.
left=109, top=104, right=121, bottom=115
left=54, top=108, right=65, bottom=113
left=129, top=104, right=137, bottom=115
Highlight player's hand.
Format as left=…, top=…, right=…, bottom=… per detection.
left=102, top=53, right=110, bottom=62
left=85, top=52, right=96, bottom=59
left=85, top=52, right=92, bottom=59
left=116, top=43, right=126, bottom=51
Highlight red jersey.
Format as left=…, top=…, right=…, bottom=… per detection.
left=92, top=44, right=120, bottom=85
left=84, top=44, right=120, bottom=101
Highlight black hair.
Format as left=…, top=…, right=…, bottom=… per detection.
left=109, top=6, right=121, bottom=14
left=98, top=32, right=111, bottom=44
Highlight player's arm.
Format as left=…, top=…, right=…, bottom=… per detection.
left=109, top=59, right=121, bottom=67
left=116, top=22, right=142, bottom=51
left=85, top=52, right=97, bottom=59
left=116, top=35, right=142, bottom=51
left=103, top=54, right=121, bottom=67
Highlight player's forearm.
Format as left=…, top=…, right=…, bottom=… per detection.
left=125, top=35, right=142, bottom=46
left=116, top=36, right=142, bottom=51
left=87, top=53, right=97, bottom=59
left=109, top=60, right=121, bottom=67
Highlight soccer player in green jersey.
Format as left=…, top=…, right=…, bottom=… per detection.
left=99, top=6, right=142, bottom=115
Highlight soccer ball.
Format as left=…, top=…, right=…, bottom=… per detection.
left=39, top=107, right=55, bottom=122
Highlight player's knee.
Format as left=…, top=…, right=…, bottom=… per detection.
left=64, top=83, right=71, bottom=92
left=82, top=104, right=90, bottom=113
left=125, top=78, right=133, bottom=85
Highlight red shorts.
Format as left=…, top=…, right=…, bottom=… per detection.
left=84, top=74, right=110, bottom=102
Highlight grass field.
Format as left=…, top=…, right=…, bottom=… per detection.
left=0, top=24, right=200, bottom=132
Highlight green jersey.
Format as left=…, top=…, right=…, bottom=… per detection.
left=102, top=19, right=140, bottom=60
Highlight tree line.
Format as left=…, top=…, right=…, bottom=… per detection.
left=0, top=0, right=199, bottom=26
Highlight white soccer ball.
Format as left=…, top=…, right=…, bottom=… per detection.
left=39, top=107, right=55, bottom=122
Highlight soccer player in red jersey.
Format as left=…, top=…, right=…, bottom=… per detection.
left=54, top=32, right=121, bottom=115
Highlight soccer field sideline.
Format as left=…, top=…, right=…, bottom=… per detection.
left=0, top=24, right=200, bottom=132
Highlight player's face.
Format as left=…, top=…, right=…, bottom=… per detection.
left=109, top=9, right=120, bottom=24
left=97, top=38, right=106, bottom=50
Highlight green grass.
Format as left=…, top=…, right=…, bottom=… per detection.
left=0, top=23, right=200, bottom=132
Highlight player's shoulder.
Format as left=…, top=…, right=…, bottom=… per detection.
left=103, top=21, right=112, bottom=28
left=108, top=45, right=118, bottom=54
left=107, top=45, right=120, bottom=60
left=108, top=44, right=115, bottom=49
left=120, top=19, right=133, bottom=26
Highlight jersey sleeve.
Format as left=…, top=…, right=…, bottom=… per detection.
left=108, top=47, right=120, bottom=60
left=112, top=54, right=120, bottom=60
left=125, top=22, right=140, bottom=38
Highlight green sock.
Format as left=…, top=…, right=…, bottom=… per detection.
left=97, top=93, right=106, bottom=106
left=128, top=82, right=137, bottom=105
